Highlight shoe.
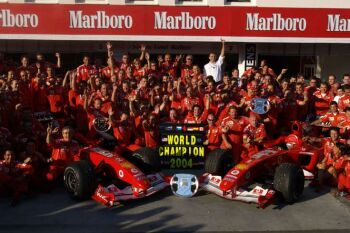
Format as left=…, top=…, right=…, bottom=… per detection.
left=339, top=191, right=348, bottom=197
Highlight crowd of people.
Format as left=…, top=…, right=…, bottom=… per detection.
left=0, top=40, right=350, bottom=205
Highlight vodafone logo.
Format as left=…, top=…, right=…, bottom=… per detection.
left=0, top=9, right=38, bottom=28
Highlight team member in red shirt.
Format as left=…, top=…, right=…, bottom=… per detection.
left=46, top=76, right=65, bottom=117
left=313, top=82, right=334, bottom=117
left=337, top=149, right=350, bottom=196
left=317, top=127, right=345, bottom=171
left=159, top=53, right=177, bottom=78
left=203, top=113, right=222, bottom=151
left=112, top=111, right=135, bottom=153
left=328, top=74, right=340, bottom=96
left=279, top=90, right=298, bottom=131
left=220, top=106, right=249, bottom=163
left=184, top=95, right=210, bottom=124
left=142, top=113, right=159, bottom=149
left=312, top=101, right=346, bottom=127
left=342, top=74, right=350, bottom=86
left=338, top=85, right=350, bottom=111
left=0, top=150, right=33, bottom=206
left=134, top=77, right=150, bottom=103
left=93, top=83, right=112, bottom=115
left=318, top=141, right=347, bottom=188
left=337, top=107, right=350, bottom=139
left=181, top=55, right=194, bottom=79
left=76, top=55, right=94, bottom=83
left=84, top=92, right=110, bottom=139
left=295, top=82, right=309, bottom=121
left=46, top=126, right=79, bottom=182
left=261, top=84, right=281, bottom=137
left=180, top=86, right=203, bottom=116
left=102, top=57, right=119, bottom=81
left=241, top=115, right=267, bottom=161
left=16, top=56, right=35, bottom=77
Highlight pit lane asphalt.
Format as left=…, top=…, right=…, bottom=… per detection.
left=1, top=171, right=350, bottom=233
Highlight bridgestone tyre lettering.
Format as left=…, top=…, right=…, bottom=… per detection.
left=273, top=163, right=305, bottom=203
left=204, top=149, right=233, bottom=177
left=64, top=160, right=97, bottom=200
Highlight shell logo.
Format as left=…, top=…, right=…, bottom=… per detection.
left=235, top=163, right=248, bottom=170
left=120, top=161, right=133, bottom=169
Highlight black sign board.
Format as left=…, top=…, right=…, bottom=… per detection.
left=245, top=44, right=256, bottom=70
left=158, top=123, right=206, bottom=169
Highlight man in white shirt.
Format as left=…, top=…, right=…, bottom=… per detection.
left=204, top=39, right=225, bottom=83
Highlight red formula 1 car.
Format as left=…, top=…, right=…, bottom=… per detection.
left=63, top=146, right=169, bottom=207
left=171, top=122, right=323, bottom=207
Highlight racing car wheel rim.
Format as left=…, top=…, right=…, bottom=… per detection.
left=66, top=170, right=78, bottom=193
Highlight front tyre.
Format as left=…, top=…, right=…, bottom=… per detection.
left=273, top=163, right=304, bottom=203
left=204, top=149, right=233, bottom=177
left=64, top=160, right=97, bottom=200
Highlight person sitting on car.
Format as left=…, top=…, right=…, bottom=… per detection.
left=241, top=115, right=267, bottom=161
left=46, top=125, right=80, bottom=182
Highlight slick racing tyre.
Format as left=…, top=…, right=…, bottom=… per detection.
left=273, top=163, right=305, bottom=203
left=131, top=147, right=161, bottom=173
left=64, top=160, right=97, bottom=200
left=204, top=149, right=233, bottom=177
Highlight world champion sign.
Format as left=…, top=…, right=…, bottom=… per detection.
left=159, top=123, right=206, bottom=169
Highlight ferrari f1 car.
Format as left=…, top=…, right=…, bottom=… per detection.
left=171, top=122, right=323, bottom=207
left=63, top=146, right=169, bottom=207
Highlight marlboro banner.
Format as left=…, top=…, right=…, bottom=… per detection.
left=1, top=4, right=350, bottom=42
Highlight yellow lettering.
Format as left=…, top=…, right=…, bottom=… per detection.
left=179, top=135, right=184, bottom=145
left=170, top=146, right=175, bottom=156
left=159, top=147, right=163, bottom=156
left=193, top=147, right=198, bottom=156
left=168, top=135, right=174, bottom=145
left=185, top=135, right=189, bottom=145
left=174, top=135, right=179, bottom=145
left=176, top=147, right=182, bottom=156
left=199, top=147, right=205, bottom=157
left=191, top=135, right=196, bottom=145
left=182, top=147, right=187, bottom=155
left=164, top=147, right=170, bottom=156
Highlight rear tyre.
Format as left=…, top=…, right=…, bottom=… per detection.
left=64, top=160, right=97, bottom=200
left=273, top=163, right=304, bottom=203
left=131, top=147, right=161, bottom=173
left=204, top=149, right=233, bottom=177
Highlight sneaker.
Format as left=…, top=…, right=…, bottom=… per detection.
left=339, top=191, right=348, bottom=197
